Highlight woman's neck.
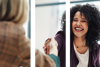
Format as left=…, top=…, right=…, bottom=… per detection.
left=74, top=36, right=86, bottom=47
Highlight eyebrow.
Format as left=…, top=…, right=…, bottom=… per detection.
left=73, top=17, right=86, bottom=20
left=81, top=18, right=86, bottom=20
left=73, top=18, right=77, bottom=19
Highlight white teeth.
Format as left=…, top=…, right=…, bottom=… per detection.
left=75, top=28, right=83, bottom=30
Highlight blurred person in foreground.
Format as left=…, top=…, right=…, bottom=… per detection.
left=0, top=0, right=30, bottom=67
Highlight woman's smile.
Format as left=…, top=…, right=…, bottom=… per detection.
left=75, top=27, right=84, bottom=32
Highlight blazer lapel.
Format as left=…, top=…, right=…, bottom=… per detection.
left=88, top=50, right=93, bottom=67
left=88, top=44, right=99, bottom=67
left=70, top=43, right=78, bottom=67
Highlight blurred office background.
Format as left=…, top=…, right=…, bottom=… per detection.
left=23, top=0, right=31, bottom=39
left=32, top=0, right=100, bottom=52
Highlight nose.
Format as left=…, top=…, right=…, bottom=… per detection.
left=77, top=21, right=81, bottom=26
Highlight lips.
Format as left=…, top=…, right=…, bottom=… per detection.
left=75, top=27, right=83, bottom=31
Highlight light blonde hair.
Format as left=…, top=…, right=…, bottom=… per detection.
left=0, top=0, right=29, bottom=24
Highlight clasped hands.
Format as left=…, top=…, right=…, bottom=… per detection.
left=43, top=38, right=58, bottom=56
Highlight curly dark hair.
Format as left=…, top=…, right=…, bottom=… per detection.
left=70, top=4, right=100, bottom=51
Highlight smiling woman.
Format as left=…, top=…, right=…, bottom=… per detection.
left=44, top=4, right=100, bottom=67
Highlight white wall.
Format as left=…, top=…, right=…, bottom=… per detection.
left=33, top=0, right=58, bottom=52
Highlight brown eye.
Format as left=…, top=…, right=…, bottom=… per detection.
left=82, top=21, right=86, bottom=22
left=73, top=20, right=77, bottom=21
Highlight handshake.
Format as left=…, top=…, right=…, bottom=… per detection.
left=35, top=37, right=59, bottom=67
left=43, top=37, right=58, bottom=56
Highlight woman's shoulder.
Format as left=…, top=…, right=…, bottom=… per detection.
left=92, top=44, right=100, bottom=59
left=98, top=44, right=100, bottom=52
left=97, top=44, right=100, bottom=51
left=54, top=31, right=65, bottom=44
left=55, top=30, right=65, bottom=38
left=56, top=30, right=64, bottom=34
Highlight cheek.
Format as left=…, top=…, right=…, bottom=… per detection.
left=72, top=22, right=75, bottom=30
left=84, top=23, right=88, bottom=31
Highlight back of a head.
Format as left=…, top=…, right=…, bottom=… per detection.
left=0, top=0, right=29, bottom=24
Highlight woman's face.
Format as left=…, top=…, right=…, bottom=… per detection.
left=72, top=11, right=88, bottom=38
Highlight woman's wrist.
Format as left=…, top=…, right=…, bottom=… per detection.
left=50, top=48, right=58, bottom=56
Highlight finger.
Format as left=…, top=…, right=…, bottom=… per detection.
left=44, top=39, right=51, bottom=47
left=45, top=49, right=48, bottom=54
left=43, top=44, right=48, bottom=54
left=43, top=46, right=46, bottom=49
left=44, top=48, right=47, bottom=51
left=44, top=47, right=47, bottom=54
left=43, top=45, right=47, bottom=48
left=47, top=45, right=50, bottom=54
left=45, top=38, right=52, bottom=42
left=45, top=50, right=47, bottom=54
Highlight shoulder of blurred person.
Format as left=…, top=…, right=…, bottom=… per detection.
left=35, top=49, right=57, bottom=67
left=0, top=21, right=33, bottom=66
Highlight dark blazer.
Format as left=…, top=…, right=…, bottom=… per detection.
left=55, top=31, right=100, bottom=67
